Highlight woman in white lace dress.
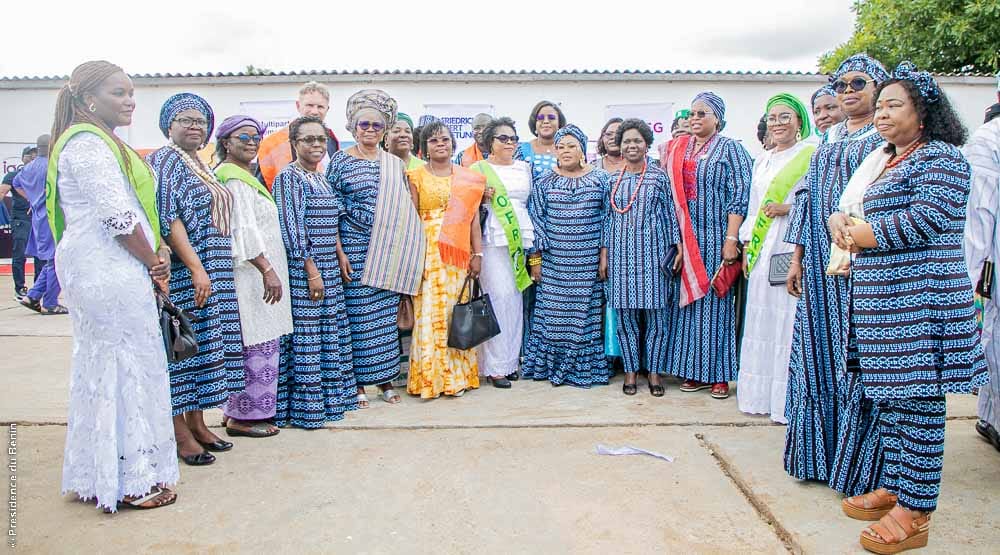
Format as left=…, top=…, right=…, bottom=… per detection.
left=48, top=61, right=178, bottom=511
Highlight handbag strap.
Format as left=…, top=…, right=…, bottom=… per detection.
left=457, top=274, right=474, bottom=303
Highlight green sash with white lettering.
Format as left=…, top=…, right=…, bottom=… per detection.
left=470, top=161, right=532, bottom=292
left=744, top=145, right=815, bottom=274
left=215, top=162, right=273, bottom=202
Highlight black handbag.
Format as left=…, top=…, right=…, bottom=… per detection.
left=659, top=244, right=679, bottom=277
left=768, top=252, right=794, bottom=287
left=977, top=260, right=994, bottom=300
left=155, top=286, right=199, bottom=363
left=447, top=274, right=501, bottom=350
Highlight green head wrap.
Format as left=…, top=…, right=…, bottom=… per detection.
left=765, top=93, right=811, bottom=139
left=396, top=112, right=414, bottom=131
left=675, top=108, right=691, bottom=119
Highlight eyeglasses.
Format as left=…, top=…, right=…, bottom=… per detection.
left=357, top=120, right=385, bottom=132
left=833, top=77, right=875, bottom=94
left=602, top=132, right=617, bottom=139
left=688, top=110, right=714, bottom=119
left=766, top=113, right=795, bottom=126
left=232, top=133, right=261, bottom=144
left=427, top=136, right=452, bottom=145
left=535, top=114, right=558, bottom=121
left=174, top=117, right=208, bottom=129
left=296, top=135, right=328, bottom=145
left=494, top=134, right=519, bottom=144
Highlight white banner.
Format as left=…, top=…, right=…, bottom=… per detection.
left=238, top=100, right=298, bottom=136
left=603, top=102, right=674, bottom=151
left=422, top=104, right=494, bottom=152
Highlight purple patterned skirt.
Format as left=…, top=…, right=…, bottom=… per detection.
left=224, top=339, right=279, bottom=420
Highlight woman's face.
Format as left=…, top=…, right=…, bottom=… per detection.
left=620, top=129, right=648, bottom=163
left=294, top=122, right=328, bottom=165
left=491, top=125, right=518, bottom=161
left=535, top=105, right=560, bottom=139
left=766, top=104, right=800, bottom=148
left=602, top=122, right=621, bottom=155
left=836, top=71, right=876, bottom=117
left=169, top=108, right=208, bottom=151
left=555, top=135, right=583, bottom=170
left=85, top=71, right=135, bottom=129
left=425, top=127, right=454, bottom=163
left=688, top=100, right=719, bottom=138
left=353, top=109, right=386, bottom=148
left=874, top=83, right=922, bottom=147
left=812, top=94, right=844, bottom=133
left=224, top=125, right=261, bottom=165
left=386, top=120, right=413, bottom=158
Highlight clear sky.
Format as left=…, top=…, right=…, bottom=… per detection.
left=2, top=0, right=856, bottom=78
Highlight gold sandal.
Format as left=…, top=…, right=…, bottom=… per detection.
left=860, top=508, right=930, bottom=554
left=843, top=488, right=898, bottom=521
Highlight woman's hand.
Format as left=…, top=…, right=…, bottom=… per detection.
left=482, top=187, right=495, bottom=203
left=191, top=267, right=212, bottom=308
left=338, top=253, right=353, bottom=283
left=468, top=255, right=482, bottom=278
left=149, top=247, right=171, bottom=281
left=828, top=212, right=854, bottom=251
left=308, top=274, right=325, bottom=302
left=672, top=245, right=683, bottom=275
left=530, top=264, right=541, bottom=283
left=722, top=239, right=740, bottom=266
left=763, top=202, right=791, bottom=218
left=786, top=261, right=803, bottom=298
left=262, top=269, right=282, bottom=304
left=598, top=249, right=608, bottom=281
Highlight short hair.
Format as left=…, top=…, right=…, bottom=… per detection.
left=298, top=81, right=330, bottom=102
left=481, top=116, right=518, bottom=155
left=597, top=117, right=623, bottom=155
left=614, top=118, right=654, bottom=149
left=874, top=79, right=967, bottom=151
left=757, top=115, right=769, bottom=145
left=419, top=120, right=457, bottom=158
left=288, top=115, right=329, bottom=144
left=411, top=126, right=423, bottom=156
left=528, top=100, right=566, bottom=136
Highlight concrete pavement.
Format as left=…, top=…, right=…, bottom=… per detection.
left=1, top=277, right=998, bottom=554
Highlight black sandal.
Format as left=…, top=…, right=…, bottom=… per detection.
left=622, top=383, right=637, bottom=396
left=177, top=450, right=215, bottom=466
left=648, top=384, right=665, bottom=397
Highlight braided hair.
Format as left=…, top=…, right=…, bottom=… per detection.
left=51, top=61, right=134, bottom=172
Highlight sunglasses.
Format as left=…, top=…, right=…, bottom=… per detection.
left=494, top=134, right=519, bottom=144
left=766, top=113, right=795, bottom=126
left=232, top=133, right=261, bottom=144
left=536, top=113, right=558, bottom=121
left=296, top=135, right=328, bottom=145
left=688, top=110, right=714, bottom=119
left=833, top=77, right=875, bottom=94
left=174, top=116, right=208, bottom=129
left=357, top=120, right=385, bottom=132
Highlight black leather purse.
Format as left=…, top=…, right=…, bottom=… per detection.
left=447, top=274, right=501, bottom=350
left=768, top=252, right=794, bottom=287
left=155, top=286, right=199, bottom=363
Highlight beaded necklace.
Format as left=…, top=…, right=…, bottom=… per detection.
left=885, top=141, right=925, bottom=169
left=610, top=162, right=648, bottom=214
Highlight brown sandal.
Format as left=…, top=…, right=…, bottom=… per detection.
left=843, top=488, right=898, bottom=520
left=860, top=508, right=930, bottom=554
left=117, top=486, right=177, bottom=511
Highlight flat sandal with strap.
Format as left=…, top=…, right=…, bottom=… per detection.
left=860, top=509, right=930, bottom=554
left=843, top=488, right=898, bottom=521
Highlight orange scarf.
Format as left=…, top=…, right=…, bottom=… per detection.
left=409, top=165, right=485, bottom=269
left=459, top=143, right=485, bottom=167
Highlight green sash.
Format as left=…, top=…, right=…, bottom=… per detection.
left=744, top=145, right=815, bottom=274
left=47, top=123, right=160, bottom=249
left=470, top=161, right=532, bottom=292
left=215, top=162, right=273, bottom=202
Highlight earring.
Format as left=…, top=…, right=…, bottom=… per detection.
left=88, top=103, right=96, bottom=113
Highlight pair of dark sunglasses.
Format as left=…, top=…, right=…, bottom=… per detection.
left=833, top=77, right=875, bottom=94
left=688, top=110, right=714, bottom=119
left=297, top=135, right=328, bottom=145
left=535, top=113, right=558, bottom=121
left=357, top=120, right=385, bottom=132
left=494, top=134, right=519, bottom=144
left=231, top=133, right=261, bottom=144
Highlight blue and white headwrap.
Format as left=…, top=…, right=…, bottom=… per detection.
left=811, top=85, right=838, bottom=108
left=892, top=61, right=941, bottom=104
left=693, top=91, right=726, bottom=131
left=831, top=53, right=889, bottom=85
left=553, top=124, right=588, bottom=156
left=159, top=92, right=214, bottom=139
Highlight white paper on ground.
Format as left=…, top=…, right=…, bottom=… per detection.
left=595, top=444, right=674, bottom=462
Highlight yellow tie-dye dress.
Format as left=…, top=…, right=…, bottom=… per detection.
left=406, top=166, right=480, bottom=398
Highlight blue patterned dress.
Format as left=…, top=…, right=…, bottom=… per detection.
left=666, top=136, right=753, bottom=384
left=604, top=162, right=680, bottom=374
left=150, top=147, right=244, bottom=416
left=852, top=141, right=987, bottom=511
left=327, top=150, right=401, bottom=386
left=273, top=164, right=358, bottom=428
left=516, top=142, right=558, bottom=179
left=523, top=168, right=611, bottom=386
left=782, top=122, right=885, bottom=495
